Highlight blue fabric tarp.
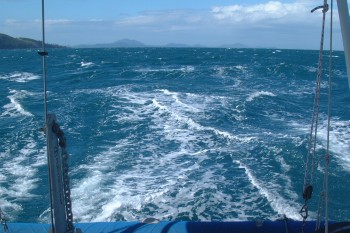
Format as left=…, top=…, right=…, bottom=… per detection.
left=0, top=220, right=336, bottom=233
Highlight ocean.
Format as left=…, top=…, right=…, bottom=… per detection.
left=0, top=48, right=349, bottom=224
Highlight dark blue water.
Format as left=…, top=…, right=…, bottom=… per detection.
left=0, top=48, right=349, bottom=223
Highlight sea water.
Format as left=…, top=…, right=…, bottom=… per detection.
left=0, top=48, right=349, bottom=223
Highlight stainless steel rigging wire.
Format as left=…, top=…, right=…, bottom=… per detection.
left=301, top=1, right=329, bottom=232
left=39, top=0, right=54, bottom=230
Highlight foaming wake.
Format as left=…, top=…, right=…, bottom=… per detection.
left=155, top=89, right=255, bottom=143
left=292, top=117, right=350, bottom=172
left=0, top=136, right=46, bottom=219
left=66, top=87, right=265, bottom=222
left=234, top=160, right=301, bottom=220
left=318, top=119, right=350, bottom=172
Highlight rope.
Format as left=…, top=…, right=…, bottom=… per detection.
left=301, top=1, right=328, bottom=231
left=316, top=1, right=334, bottom=232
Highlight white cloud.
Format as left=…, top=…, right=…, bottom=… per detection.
left=115, top=10, right=206, bottom=29
left=5, top=18, right=73, bottom=26
left=211, top=1, right=315, bottom=23
left=5, top=19, right=21, bottom=24
left=1, top=0, right=343, bottom=49
left=116, top=15, right=157, bottom=26
left=45, top=19, right=73, bottom=25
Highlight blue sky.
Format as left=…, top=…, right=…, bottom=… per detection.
left=0, top=0, right=347, bottom=49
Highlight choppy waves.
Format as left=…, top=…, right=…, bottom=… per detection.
left=1, top=48, right=350, bottom=223
left=55, top=85, right=303, bottom=222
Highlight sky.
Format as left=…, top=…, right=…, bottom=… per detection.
left=0, top=0, right=348, bottom=50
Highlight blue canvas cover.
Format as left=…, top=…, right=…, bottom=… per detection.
left=0, top=220, right=332, bottom=233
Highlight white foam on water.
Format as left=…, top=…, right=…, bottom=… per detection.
left=277, top=155, right=291, bottom=173
left=69, top=86, right=265, bottom=222
left=70, top=84, right=317, bottom=222
left=135, top=66, right=195, bottom=74
left=80, top=61, right=94, bottom=67
left=71, top=171, right=108, bottom=222
left=272, top=50, right=283, bottom=54
left=2, top=139, right=44, bottom=199
left=180, top=65, right=195, bottom=72
left=38, top=208, right=51, bottom=223
left=154, top=89, right=256, bottom=144
left=159, top=89, right=203, bottom=113
left=305, top=65, right=317, bottom=73
left=71, top=148, right=204, bottom=221
left=234, top=65, right=246, bottom=71
left=1, top=89, right=33, bottom=117
left=212, top=66, right=246, bottom=86
left=246, top=91, right=276, bottom=102
left=1, top=134, right=46, bottom=220
left=291, top=117, right=350, bottom=172
left=0, top=72, right=39, bottom=83
left=317, top=119, right=350, bottom=172
left=0, top=198, right=22, bottom=220
left=234, top=160, right=301, bottom=220
left=214, top=66, right=226, bottom=76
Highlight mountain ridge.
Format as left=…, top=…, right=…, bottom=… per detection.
left=76, top=39, right=146, bottom=48
left=1, top=33, right=251, bottom=49
left=0, top=33, right=66, bottom=49
left=75, top=39, right=250, bottom=48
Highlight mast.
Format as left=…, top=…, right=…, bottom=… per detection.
left=337, top=0, right=350, bottom=88
left=39, top=1, right=77, bottom=233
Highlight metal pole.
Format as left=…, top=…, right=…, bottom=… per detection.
left=324, top=1, right=334, bottom=232
left=41, top=0, right=48, bottom=119
left=40, top=0, right=55, bottom=231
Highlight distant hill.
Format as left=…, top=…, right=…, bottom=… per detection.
left=76, top=39, right=250, bottom=49
left=164, top=43, right=190, bottom=48
left=0, top=33, right=65, bottom=49
left=219, top=43, right=249, bottom=48
left=76, top=39, right=146, bottom=48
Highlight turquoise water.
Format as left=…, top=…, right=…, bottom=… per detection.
left=0, top=48, right=349, bottom=223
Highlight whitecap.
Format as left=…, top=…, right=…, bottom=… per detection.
left=1, top=90, right=34, bottom=117
left=234, top=65, right=245, bottom=71
left=80, top=61, right=94, bottom=67
left=135, top=66, right=195, bottom=74
left=0, top=72, right=39, bottom=83
left=180, top=65, right=195, bottom=72
left=246, top=91, right=276, bottom=102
